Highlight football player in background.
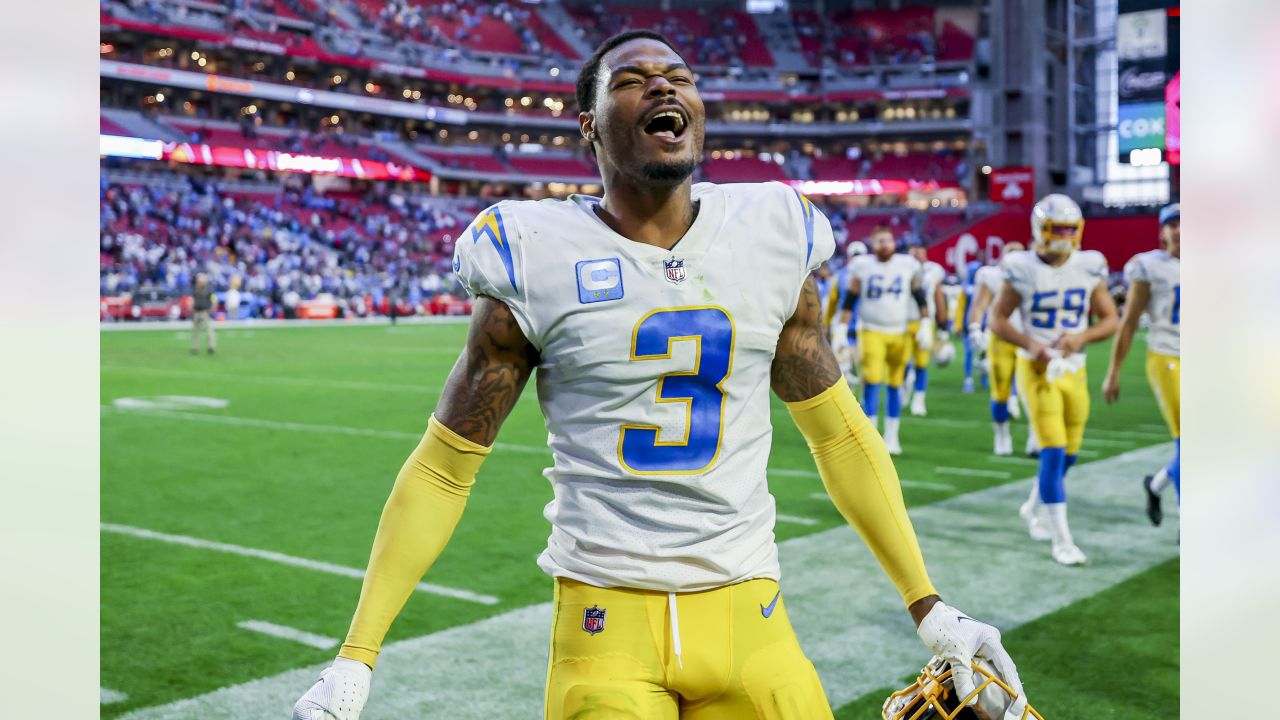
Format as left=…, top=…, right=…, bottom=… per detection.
left=902, top=238, right=948, bottom=416
left=1103, top=203, right=1180, bottom=525
left=951, top=258, right=984, bottom=393
left=991, top=194, right=1119, bottom=566
left=837, top=227, right=930, bottom=454
left=827, top=240, right=868, bottom=386
left=294, top=30, right=1028, bottom=720
left=967, top=242, right=1035, bottom=456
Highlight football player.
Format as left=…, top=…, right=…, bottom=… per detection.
left=902, top=238, right=948, bottom=416
left=990, top=194, right=1119, bottom=566
left=966, top=242, right=1035, bottom=456
left=1103, top=203, right=1180, bottom=525
left=836, top=227, right=930, bottom=454
left=952, top=258, right=984, bottom=393
left=827, top=240, right=868, bottom=386
left=294, top=30, right=1028, bottom=720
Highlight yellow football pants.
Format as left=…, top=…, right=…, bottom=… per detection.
left=1145, top=351, right=1180, bottom=438
left=904, top=321, right=931, bottom=369
left=1017, top=356, right=1089, bottom=453
left=858, top=329, right=909, bottom=387
left=987, top=335, right=1018, bottom=403
left=545, top=578, right=833, bottom=720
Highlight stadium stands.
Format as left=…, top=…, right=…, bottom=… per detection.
left=701, top=156, right=790, bottom=183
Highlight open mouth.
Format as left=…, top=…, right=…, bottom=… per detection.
left=643, top=109, right=688, bottom=140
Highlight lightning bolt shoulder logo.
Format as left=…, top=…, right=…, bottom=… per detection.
left=469, top=207, right=518, bottom=292
left=760, top=589, right=782, bottom=619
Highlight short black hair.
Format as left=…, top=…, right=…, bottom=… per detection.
left=575, top=29, right=685, bottom=114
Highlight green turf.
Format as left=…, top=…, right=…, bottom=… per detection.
left=834, top=558, right=1179, bottom=718
left=100, top=322, right=1176, bottom=717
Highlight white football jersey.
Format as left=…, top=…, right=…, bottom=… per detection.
left=1124, top=249, right=1180, bottom=357
left=453, top=182, right=835, bottom=592
left=974, top=263, right=1022, bottom=328
left=909, top=260, right=946, bottom=322
left=849, top=253, right=922, bottom=333
left=1003, top=249, right=1108, bottom=359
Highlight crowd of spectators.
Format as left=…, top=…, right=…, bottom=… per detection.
left=100, top=174, right=485, bottom=319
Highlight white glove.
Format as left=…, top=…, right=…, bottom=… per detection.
left=293, top=657, right=372, bottom=720
left=966, top=323, right=986, bottom=354
left=936, top=329, right=951, bottom=343
left=917, top=602, right=1028, bottom=720
left=1044, top=350, right=1084, bottom=383
left=830, top=323, right=850, bottom=355
left=914, top=319, right=934, bottom=351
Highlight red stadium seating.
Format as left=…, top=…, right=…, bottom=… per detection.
left=570, top=5, right=773, bottom=67
left=505, top=155, right=598, bottom=178
left=865, top=153, right=960, bottom=181
left=417, top=148, right=511, bottom=174
left=701, top=156, right=789, bottom=183
left=100, top=116, right=131, bottom=136
left=810, top=155, right=862, bottom=180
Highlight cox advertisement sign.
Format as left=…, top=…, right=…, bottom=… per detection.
left=1118, top=102, right=1165, bottom=162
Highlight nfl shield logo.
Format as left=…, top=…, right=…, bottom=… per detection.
left=582, top=605, right=606, bottom=635
left=664, top=257, right=687, bottom=285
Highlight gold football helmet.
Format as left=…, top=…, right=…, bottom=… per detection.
left=882, top=655, right=1044, bottom=720
left=1030, top=193, right=1084, bottom=257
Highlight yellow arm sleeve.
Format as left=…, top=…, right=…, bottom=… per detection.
left=785, top=380, right=937, bottom=606
left=338, top=415, right=491, bottom=668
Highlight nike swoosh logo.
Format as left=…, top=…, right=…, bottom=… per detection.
left=956, top=615, right=975, bottom=624
left=760, top=590, right=782, bottom=619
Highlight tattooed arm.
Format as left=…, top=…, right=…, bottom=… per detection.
left=330, top=297, right=536, bottom=671
left=774, top=275, right=941, bottom=624
left=772, top=276, right=843, bottom=402
left=436, top=296, right=540, bottom=443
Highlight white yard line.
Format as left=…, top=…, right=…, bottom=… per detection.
left=100, top=523, right=499, bottom=606
left=770, top=467, right=820, bottom=478
left=1100, top=429, right=1169, bottom=440
left=988, top=456, right=1039, bottom=465
left=101, top=365, right=440, bottom=395
left=1085, top=438, right=1139, bottom=448
left=781, top=469, right=954, bottom=491
left=237, top=621, right=339, bottom=650
left=102, top=406, right=550, bottom=456
left=776, top=514, right=819, bottom=526
left=934, top=466, right=1011, bottom=479
left=101, top=689, right=129, bottom=705
left=119, top=445, right=1178, bottom=720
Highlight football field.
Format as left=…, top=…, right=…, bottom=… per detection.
left=100, top=321, right=1178, bottom=718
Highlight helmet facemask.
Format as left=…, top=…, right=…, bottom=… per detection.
left=882, top=656, right=1043, bottom=720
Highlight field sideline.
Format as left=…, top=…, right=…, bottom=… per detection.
left=101, top=322, right=1178, bottom=718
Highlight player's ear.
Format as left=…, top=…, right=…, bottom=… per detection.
left=579, top=112, right=596, bottom=144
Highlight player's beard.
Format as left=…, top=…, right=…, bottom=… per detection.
left=639, top=155, right=698, bottom=186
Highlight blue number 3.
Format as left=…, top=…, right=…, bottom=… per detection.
left=619, top=306, right=735, bottom=475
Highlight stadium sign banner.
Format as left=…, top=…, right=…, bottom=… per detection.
left=99, top=135, right=428, bottom=182
left=1117, top=101, right=1166, bottom=159
left=988, top=167, right=1034, bottom=208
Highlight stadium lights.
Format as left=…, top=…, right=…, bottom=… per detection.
left=101, top=43, right=114, bottom=54
left=981, top=165, right=992, bottom=174
left=197, top=58, right=207, bottom=67
left=286, top=70, right=296, bottom=81
left=155, top=93, right=165, bottom=102
left=550, top=67, right=560, bottom=77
